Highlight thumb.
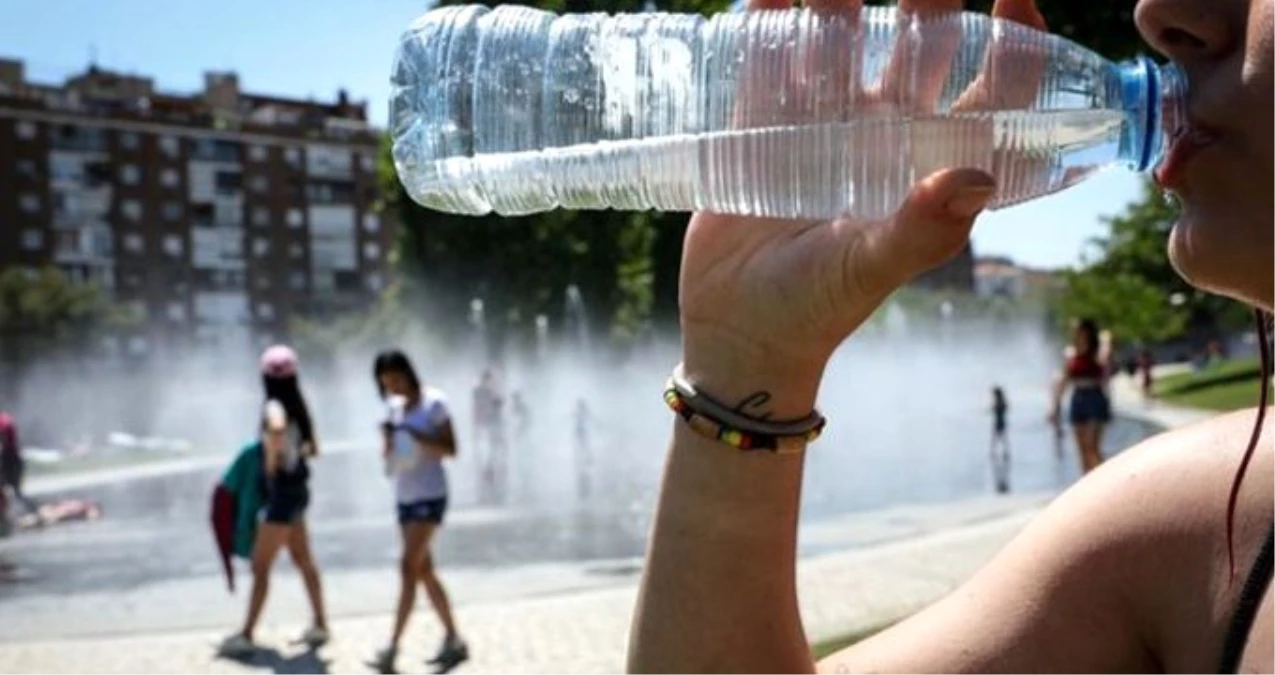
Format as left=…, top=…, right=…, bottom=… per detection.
left=857, top=168, right=995, bottom=290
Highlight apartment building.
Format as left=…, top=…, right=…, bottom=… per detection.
left=0, top=58, right=392, bottom=352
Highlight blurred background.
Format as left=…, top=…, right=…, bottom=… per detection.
left=0, top=0, right=1264, bottom=670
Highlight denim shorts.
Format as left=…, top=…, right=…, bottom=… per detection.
left=262, top=492, right=309, bottom=525
left=1069, top=387, right=1112, bottom=425
left=397, top=497, right=447, bottom=525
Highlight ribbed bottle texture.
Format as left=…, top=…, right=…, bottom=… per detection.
left=391, top=5, right=1184, bottom=221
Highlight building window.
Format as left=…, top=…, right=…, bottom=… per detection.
left=168, top=303, right=187, bottom=322
left=120, top=164, right=141, bottom=185
left=121, top=200, right=143, bottom=222
left=249, top=174, right=269, bottom=194
left=362, top=213, right=380, bottom=233
left=251, top=207, right=270, bottom=227
left=163, top=235, right=184, bottom=257
left=288, top=243, right=305, bottom=260
left=55, top=230, right=79, bottom=255
left=123, top=233, right=144, bottom=254
left=287, top=208, right=304, bottom=229
left=214, top=171, right=242, bottom=194
left=16, top=159, right=39, bottom=180
left=313, top=271, right=334, bottom=292
left=256, top=275, right=272, bottom=290
left=21, top=229, right=44, bottom=251
left=363, top=242, right=381, bottom=261
left=119, top=132, right=140, bottom=150
left=249, top=145, right=268, bottom=162
left=89, top=228, right=113, bottom=256
left=257, top=303, right=275, bottom=320
left=19, top=194, right=40, bottom=213
left=159, top=135, right=180, bottom=158
left=16, top=121, right=37, bottom=140
left=360, top=154, right=376, bottom=172
left=161, top=168, right=181, bottom=188
left=288, top=271, right=306, bottom=291
left=162, top=201, right=183, bottom=222
left=253, top=238, right=270, bottom=257
left=284, top=147, right=302, bottom=167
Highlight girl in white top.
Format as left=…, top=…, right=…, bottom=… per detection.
left=370, top=350, right=468, bottom=674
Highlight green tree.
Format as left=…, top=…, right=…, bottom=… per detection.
left=0, top=267, right=137, bottom=400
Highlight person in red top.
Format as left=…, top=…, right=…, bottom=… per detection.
left=0, top=411, right=37, bottom=515
left=1050, top=318, right=1113, bottom=473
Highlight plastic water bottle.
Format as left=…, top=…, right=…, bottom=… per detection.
left=384, top=395, right=417, bottom=477
left=390, top=5, right=1184, bottom=221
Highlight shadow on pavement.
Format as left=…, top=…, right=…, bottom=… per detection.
left=220, top=646, right=331, bottom=674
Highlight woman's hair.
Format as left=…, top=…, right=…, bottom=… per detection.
left=374, top=350, right=422, bottom=399
left=992, top=386, right=1005, bottom=402
left=1227, top=310, right=1271, bottom=579
left=262, top=373, right=314, bottom=444
left=1074, top=318, right=1100, bottom=359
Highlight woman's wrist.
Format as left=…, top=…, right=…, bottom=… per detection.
left=681, top=327, right=828, bottom=421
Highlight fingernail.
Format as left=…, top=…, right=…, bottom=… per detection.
left=946, top=187, right=995, bottom=219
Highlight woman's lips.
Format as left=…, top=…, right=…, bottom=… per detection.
left=1154, top=124, right=1221, bottom=191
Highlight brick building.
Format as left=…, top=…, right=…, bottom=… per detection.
left=0, top=58, right=391, bottom=354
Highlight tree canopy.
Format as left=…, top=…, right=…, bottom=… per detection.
left=1058, top=179, right=1250, bottom=345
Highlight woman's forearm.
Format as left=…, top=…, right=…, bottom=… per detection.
left=629, top=346, right=823, bottom=673
left=630, top=423, right=812, bottom=673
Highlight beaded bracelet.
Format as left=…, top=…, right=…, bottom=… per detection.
left=663, top=385, right=826, bottom=455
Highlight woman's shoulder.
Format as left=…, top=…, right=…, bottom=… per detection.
left=1096, top=408, right=1273, bottom=667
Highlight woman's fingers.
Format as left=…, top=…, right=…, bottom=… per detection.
left=787, top=2, right=864, bottom=123
left=951, top=0, right=1049, bottom=111
left=991, top=0, right=1046, bottom=30
left=873, top=0, right=963, bottom=113
left=843, top=167, right=995, bottom=293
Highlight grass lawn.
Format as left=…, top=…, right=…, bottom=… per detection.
left=811, top=620, right=896, bottom=660
left=1154, top=357, right=1268, bottom=411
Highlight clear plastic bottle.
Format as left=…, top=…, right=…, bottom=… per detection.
left=390, top=5, right=1184, bottom=221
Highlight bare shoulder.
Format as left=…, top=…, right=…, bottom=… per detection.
left=821, top=408, right=1272, bottom=673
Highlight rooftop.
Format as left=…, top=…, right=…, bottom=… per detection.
left=0, top=56, right=379, bottom=144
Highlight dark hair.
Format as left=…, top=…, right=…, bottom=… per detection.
left=373, top=350, right=422, bottom=399
left=1227, top=310, right=1271, bottom=579
left=992, top=386, right=1005, bottom=402
left=262, top=374, right=314, bottom=444
left=1074, top=318, right=1100, bottom=359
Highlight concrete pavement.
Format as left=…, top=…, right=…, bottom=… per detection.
left=0, top=506, right=1041, bottom=674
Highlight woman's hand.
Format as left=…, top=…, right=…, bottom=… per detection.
left=679, top=0, right=1047, bottom=419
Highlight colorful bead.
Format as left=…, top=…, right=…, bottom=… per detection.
left=663, top=386, right=820, bottom=454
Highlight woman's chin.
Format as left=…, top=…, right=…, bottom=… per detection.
left=1169, top=215, right=1273, bottom=311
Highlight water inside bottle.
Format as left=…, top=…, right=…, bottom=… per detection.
left=398, top=108, right=1128, bottom=221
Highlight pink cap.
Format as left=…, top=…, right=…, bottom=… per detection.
left=260, top=344, right=299, bottom=377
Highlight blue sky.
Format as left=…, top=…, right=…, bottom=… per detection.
left=1, top=1, right=1145, bottom=270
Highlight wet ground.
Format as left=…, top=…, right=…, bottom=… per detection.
left=1, top=413, right=1156, bottom=598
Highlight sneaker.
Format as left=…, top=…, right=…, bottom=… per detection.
left=369, top=645, right=397, bottom=674
left=429, top=636, right=469, bottom=674
left=299, top=625, right=329, bottom=648
left=217, top=633, right=256, bottom=659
